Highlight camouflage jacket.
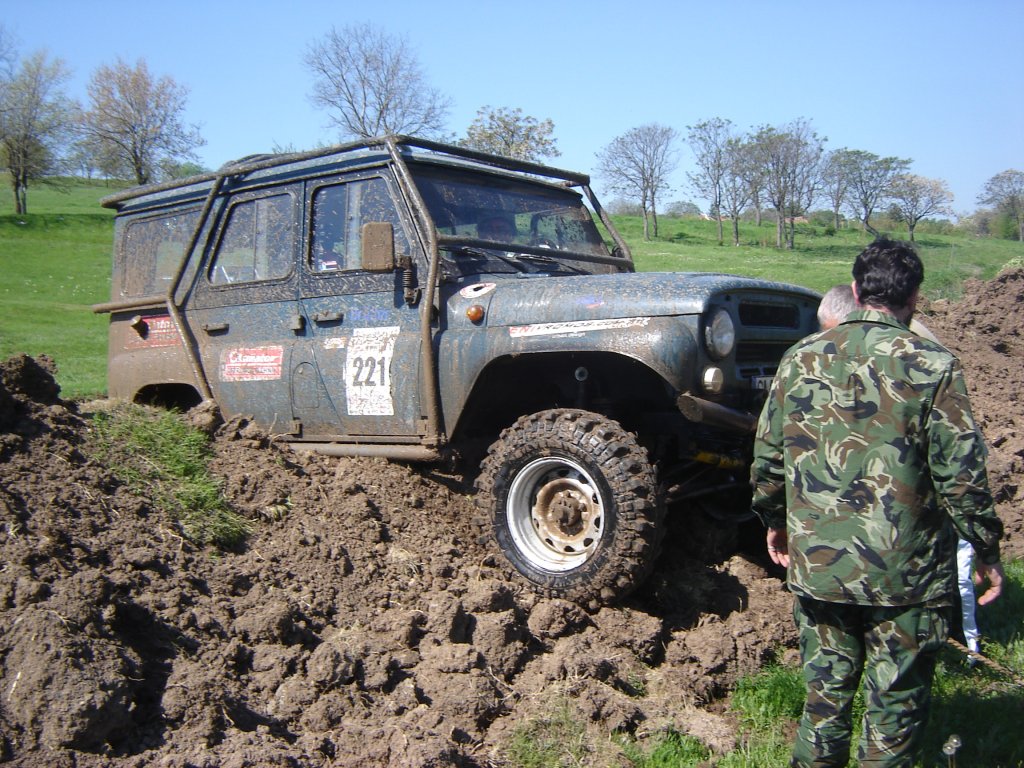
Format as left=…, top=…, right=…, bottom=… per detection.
left=751, top=309, right=1003, bottom=606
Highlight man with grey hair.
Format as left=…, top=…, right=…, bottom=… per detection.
left=816, top=283, right=857, bottom=330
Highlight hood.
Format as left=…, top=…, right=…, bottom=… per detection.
left=473, top=272, right=819, bottom=327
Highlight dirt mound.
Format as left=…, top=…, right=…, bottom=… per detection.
left=919, top=267, right=1024, bottom=559
left=0, top=269, right=1021, bottom=766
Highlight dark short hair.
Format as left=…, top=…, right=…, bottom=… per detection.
left=852, top=237, right=924, bottom=312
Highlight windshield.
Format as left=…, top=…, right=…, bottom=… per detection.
left=409, top=165, right=618, bottom=276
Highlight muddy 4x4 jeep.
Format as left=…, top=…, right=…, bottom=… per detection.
left=95, top=136, right=819, bottom=607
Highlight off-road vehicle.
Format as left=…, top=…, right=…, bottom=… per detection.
left=94, top=135, right=820, bottom=606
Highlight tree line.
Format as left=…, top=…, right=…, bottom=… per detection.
left=0, top=35, right=205, bottom=213
left=599, top=117, right=1023, bottom=245
left=1, top=22, right=1021, bottom=241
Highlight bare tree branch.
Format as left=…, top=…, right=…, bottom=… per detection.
left=979, top=169, right=1024, bottom=241
left=687, top=118, right=733, bottom=244
left=306, top=24, right=451, bottom=140
left=888, top=174, right=953, bottom=241
left=844, top=150, right=909, bottom=236
left=747, top=119, right=825, bottom=248
left=79, top=58, right=205, bottom=184
left=596, top=124, right=678, bottom=241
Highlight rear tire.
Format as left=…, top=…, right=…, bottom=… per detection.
left=476, top=409, right=662, bottom=609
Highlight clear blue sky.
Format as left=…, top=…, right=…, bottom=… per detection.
left=9, top=0, right=1024, bottom=216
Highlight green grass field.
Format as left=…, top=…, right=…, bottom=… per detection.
left=2, top=178, right=1022, bottom=398
left=618, top=214, right=1023, bottom=298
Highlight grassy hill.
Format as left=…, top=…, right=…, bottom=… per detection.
left=0, top=179, right=128, bottom=397
left=616, top=215, right=1023, bottom=298
left=2, top=178, right=1022, bottom=398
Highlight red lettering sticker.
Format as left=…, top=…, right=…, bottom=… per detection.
left=126, top=315, right=181, bottom=348
left=221, top=346, right=284, bottom=381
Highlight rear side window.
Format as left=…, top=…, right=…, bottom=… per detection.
left=120, top=210, right=200, bottom=297
left=210, top=193, right=294, bottom=285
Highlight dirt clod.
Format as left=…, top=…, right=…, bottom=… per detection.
left=0, top=270, right=1021, bottom=766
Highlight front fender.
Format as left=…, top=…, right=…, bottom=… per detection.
left=436, top=313, right=698, bottom=436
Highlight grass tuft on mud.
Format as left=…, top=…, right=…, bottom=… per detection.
left=86, top=402, right=250, bottom=547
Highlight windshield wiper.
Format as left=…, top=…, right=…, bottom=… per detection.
left=513, top=252, right=587, bottom=274
left=449, top=245, right=529, bottom=273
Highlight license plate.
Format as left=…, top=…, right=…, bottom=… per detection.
left=751, top=375, right=774, bottom=390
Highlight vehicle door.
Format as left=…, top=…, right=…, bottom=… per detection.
left=297, top=172, right=425, bottom=438
left=186, top=185, right=303, bottom=433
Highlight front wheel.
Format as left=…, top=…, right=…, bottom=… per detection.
left=475, top=409, right=662, bottom=608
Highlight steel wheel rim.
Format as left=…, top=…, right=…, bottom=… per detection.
left=506, top=456, right=603, bottom=572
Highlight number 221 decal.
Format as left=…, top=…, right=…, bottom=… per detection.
left=345, top=327, right=399, bottom=416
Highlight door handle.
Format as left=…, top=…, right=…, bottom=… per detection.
left=313, top=310, right=343, bottom=323
left=202, top=321, right=229, bottom=333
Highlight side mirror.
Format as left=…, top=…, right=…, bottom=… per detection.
left=361, top=222, right=395, bottom=272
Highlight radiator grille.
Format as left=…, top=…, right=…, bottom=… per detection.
left=738, top=302, right=800, bottom=329
left=736, top=342, right=794, bottom=363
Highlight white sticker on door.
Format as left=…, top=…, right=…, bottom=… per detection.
left=221, top=346, right=284, bottom=381
left=345, top=327, right=399, bottom=416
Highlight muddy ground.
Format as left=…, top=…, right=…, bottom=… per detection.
left=0, top=269, right=1021, bottom=767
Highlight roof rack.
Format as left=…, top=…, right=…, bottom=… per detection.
left=101, top=135, right=590, bottom=209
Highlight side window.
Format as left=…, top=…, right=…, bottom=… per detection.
left=210, top=193, right=293, bottom=285
left=311, top=177, right=409, bottom=273
left=120, top=210, right=200, bottom=297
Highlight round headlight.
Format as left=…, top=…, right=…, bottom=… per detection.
left=704, top=308, right=736, bottom=360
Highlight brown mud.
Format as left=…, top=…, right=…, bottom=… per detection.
left=0, top=269, right=1021, bottom=767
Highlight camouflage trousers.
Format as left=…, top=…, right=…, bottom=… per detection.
left=791, top=596, right=950, bottom=768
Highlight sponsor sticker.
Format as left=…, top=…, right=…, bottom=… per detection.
left=509, top=316, right=651, bottom=339
left=220, top=346, right=284, bottom=381
left=126, top=315, right=181, bottom=348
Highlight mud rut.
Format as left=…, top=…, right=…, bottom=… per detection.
left=1, top=270, right=1022, bottom=767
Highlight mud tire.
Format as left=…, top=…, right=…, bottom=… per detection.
left=475, top=409, right=662, bottom=609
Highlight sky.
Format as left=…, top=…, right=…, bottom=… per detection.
left=9, top=0, right=1024, bottom=216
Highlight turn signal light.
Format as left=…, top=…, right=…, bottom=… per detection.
left=702, top=366, right=724, bottom=394
left=466, top=305, right=485, bottom=323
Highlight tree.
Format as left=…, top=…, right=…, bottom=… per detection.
left=461, top=106, right=559, bottom=162
left=664, top=200, right=703, bottom=218
left=746, top=119, right=824, bottom=248
left=978, top=170, right=1024, bottom=241
left=844, top=150, right=909, bottom=236
left=596, top=123, right=678, bottom=241
left=0, top=50, right=75, bottom=214
left=720, top=138, right=754, bottom=246
left=0, top=25, right=15, bottom=77
left=888, top=174, right=953, bottom=241
left=79, top=58, right=204, bottom=185
left=784, top=126, right=825, bottom=247
left=687, top=118, right=733, bottom=244
left=306, top=24, right=451, bottom=140
left=820, top=149, right=858, bottom=230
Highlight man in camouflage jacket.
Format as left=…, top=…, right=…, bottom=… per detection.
left=751, top=238, right=1004, bottom=767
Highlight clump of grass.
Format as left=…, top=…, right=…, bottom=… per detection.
left=87, top=402, right=250, bottom=547
left=731, top=664, right=805, bottom=732
left=617, top=729, right=710, bottom=767
left=505, top=699, right=590, bottom=768
left=718, top=664, right=809, bottom=768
